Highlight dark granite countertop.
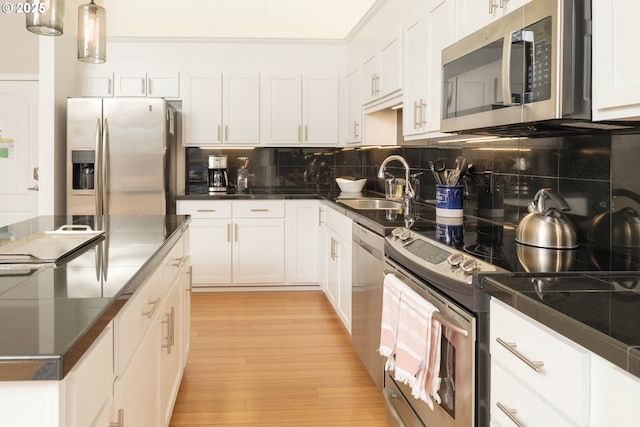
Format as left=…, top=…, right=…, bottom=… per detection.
left=0, top=214, right=189, bottom=381
left=481, top=272, right=640, bottom=378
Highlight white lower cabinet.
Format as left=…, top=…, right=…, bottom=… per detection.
left=490, top=298, right=590, bottom=426
left=113, top=315, right=161, bottom=427
left=112, top=233, right=189, bottom=427
left=285, top=200, right=320, bottom=284
left=490, top=299, right=590, bottom=425
left=178, top=199, right=319, bottom=288
left=323, top=205, right=352, bottom=333
left=66, top=322, right=114, bottom=427
left=160, top=272, right=185, bottom=427
left=590, top=352, right=640, bottom=425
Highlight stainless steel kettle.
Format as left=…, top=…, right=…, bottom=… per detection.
left=515, top=188, right=578, bottom=249
left=588, top=189, right=640, bottom=248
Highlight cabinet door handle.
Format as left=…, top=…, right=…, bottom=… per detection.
left=217, top=125, right=222, bottom=142
left=107, top=78, right=112, bottom=96
left=196, top=209, right=216, bottom=212
left=250, top=209, right=269, bottom=212
left=318, top=207, right=323, bottom=226
left=353, top=121, right=359, bottom=138
left=413, top=101, right=420, bottom=129
left=420, top=99, right=427, bottom=126
left=496, top=337, right=544, bottom=372
left=109, top=409, right=124, bottom=427
left=371, top=75, right=376, bottom=96
left=147, top=78, right=152, bottom=95
left=496, top=402, right=525, bottom=427
left=142, top=297, right=161, bottom=319
left=488, top=0, right=495, bottom=13
left=141, top=78, right=146, bottom=95
left=162, top=307, right=175, bottom=354
left=234, top=223, right=238, bottom=242
left=186, top=265, right=193, bottom=293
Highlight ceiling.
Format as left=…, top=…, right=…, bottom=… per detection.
left=106, top=0, right=380, bottom=40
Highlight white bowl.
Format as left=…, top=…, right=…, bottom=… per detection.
left=336, top=178, right=366, bottom=193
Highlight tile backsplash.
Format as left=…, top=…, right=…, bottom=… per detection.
left=186, top=131, right=640, bottom=248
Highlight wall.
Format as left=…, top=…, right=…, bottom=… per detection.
left=0, top=11, right=38, bottom=74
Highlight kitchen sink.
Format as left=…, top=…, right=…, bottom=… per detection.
left=337, top=198, right=403, bottom=210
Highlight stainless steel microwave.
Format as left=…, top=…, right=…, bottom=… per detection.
left=441, top=0, right=591, bottom=136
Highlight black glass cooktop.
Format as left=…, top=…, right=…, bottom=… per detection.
left=403, top=210, right=640, bottom=275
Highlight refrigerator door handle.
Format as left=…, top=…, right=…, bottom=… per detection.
left=102, top=118, right=109, bottom=215
left=94, top=118, right=102, bottom=215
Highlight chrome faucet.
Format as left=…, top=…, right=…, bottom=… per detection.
left=377, top=155, right=415, bottom=215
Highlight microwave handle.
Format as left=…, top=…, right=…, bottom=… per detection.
left=501, top=30, right=521, bottom=107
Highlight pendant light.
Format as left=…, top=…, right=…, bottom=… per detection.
left=26, top=0, right=65, bottom=36
left=78, top=0, right=106, bottom=63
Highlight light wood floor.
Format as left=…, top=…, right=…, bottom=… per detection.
left=169, top=291, right=388, bottom=427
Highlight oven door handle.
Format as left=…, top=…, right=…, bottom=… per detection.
left=383, top=387, right=408, bottom=427
left=383, top=271, right=469, bottom=338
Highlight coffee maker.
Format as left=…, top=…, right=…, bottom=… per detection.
left=208, top=155, right=228, bottom=193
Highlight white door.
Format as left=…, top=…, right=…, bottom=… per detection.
left=0, top=80, right=39, bottom=227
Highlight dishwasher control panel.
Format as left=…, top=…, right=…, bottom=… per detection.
left=386, top=227, right=502, bottom=285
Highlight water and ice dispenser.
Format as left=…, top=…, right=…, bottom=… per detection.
left=71, top=150, right=95, bottom=190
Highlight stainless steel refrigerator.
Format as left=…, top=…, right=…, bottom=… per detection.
left=66, top=97, right=178, bottom=215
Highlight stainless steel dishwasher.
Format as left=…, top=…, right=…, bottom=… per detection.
left=352, top=222, right=385, bottom=390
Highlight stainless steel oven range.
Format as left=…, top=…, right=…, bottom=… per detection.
left=384, top=227, right=505, bottom=427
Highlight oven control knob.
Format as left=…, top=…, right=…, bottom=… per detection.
left=399, top=230, right=412, bottom=241
left=447, top=253, right=464, bottom=266
left=460, top=258, right=478, bottom=274
left=391, top=227, right=405, bottom=238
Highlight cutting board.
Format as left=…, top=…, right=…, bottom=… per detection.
left=0, top=225, right=105, bottom=265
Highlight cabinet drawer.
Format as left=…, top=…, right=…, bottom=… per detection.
left=114, top=266, right=164, bottom=375
left=491, top=361, right=574, bottom=427
left=162, top=236, right=185, bottom=290
left=490, top=299, right=590, bottom=424
left=233, top=200, right=285, bottom=218
left=177, top=200, right=232, bottom=218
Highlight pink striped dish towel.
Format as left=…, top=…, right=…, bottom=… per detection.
left=379, top=273, right=404, bottom=371
left=393, top=285, right=442, bottom=409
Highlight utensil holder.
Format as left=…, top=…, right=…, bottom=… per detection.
left=436, top=185, right=464, bottom=217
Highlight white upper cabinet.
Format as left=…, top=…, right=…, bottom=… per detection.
left=424, top=0, right=455, bottom=135
left=181, top=73, right=259, bottom=146
left=454, top=0, right=530, bottom=41
left=303, top=75, right=340, bottom=145
left=261, top=74, right=340, bottom=145
left=223, top=73, right=261, bottom=145
left=362, top=30, right=403, bottom=107
left=78, top=71, right=179, bottom=98
left=181, top=73, right=223, bottom=146
left=78, top=71, right=114, bottom=97
left=403, top=0, right=455, bottom=140
left=114, top=72, right=180, bottom=98
left=592, top=0, right=640, bottom=121
left=345, top=66, right=363, bottom=144
left=402, top=13, right=427, bottom=138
